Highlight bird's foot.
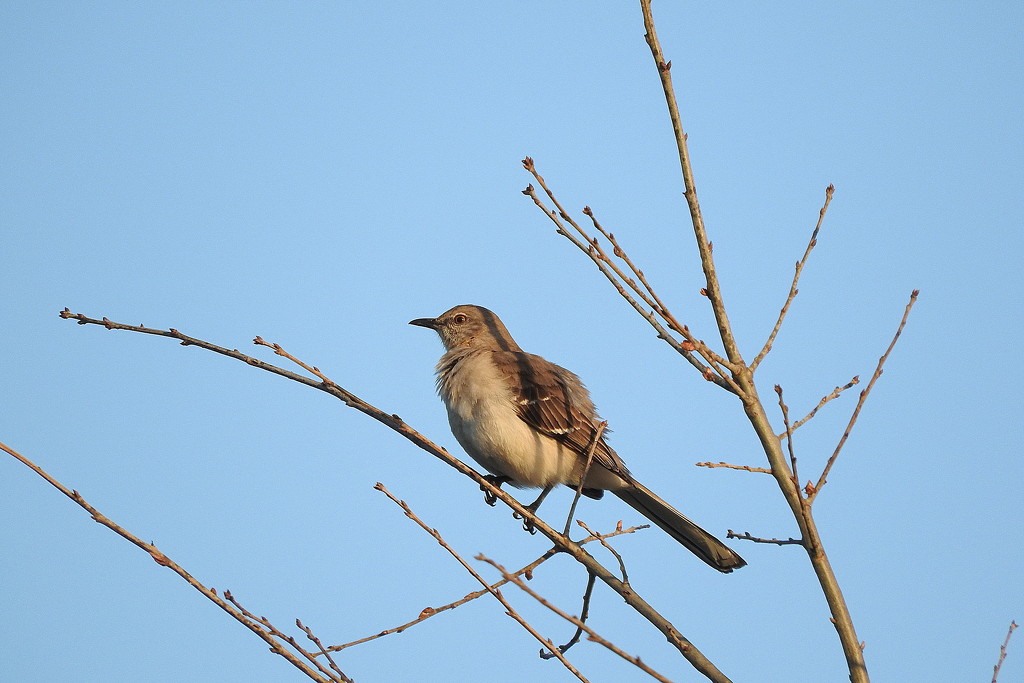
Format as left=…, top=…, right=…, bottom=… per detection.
left=512, top=485, right=553, bottom=535
left=480, top=475, right=511, bottom=506
left=512, top=505, right=540, bottom=534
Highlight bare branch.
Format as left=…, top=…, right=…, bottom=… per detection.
left=540, top=571, right=597, bottom=659
left=727, top=530, right=803, bottom=547
left=1, top=441, right=350, bottom=683
left=328, top=522, right=646, bottom=654
left=775, top=385, right=800, bottom=488
left=374, top=483, right=590, bottom=682
left=992, top=621, right=1018, bottom=683
left=639, top=0, right=742, bottom=366
left=565, top=421, right=608, bottom=535
left=782, top=376, right=861, bottom=437
left=695, top=461, right=772, bottom=475
left=576, top=519, right=635, bottom=585
left=521, top=175, right=742, bottom=396
left=808, top=291, right=920, bottom=501
left=478, top=555, right=677, bottom=683
left=752, top=185, right=836, bottom=370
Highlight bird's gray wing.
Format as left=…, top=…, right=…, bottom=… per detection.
left=494, top=351, right=630, bottom=477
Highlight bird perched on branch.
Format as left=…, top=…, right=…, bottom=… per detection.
left=410, top=304, right=745, bottom=573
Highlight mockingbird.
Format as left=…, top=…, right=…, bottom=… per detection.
left=410, top=304, right=746, bottom=573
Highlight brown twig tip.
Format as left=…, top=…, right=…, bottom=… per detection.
left=582, top=206, right=593, bottom=215
left=521, top=156, right=534, bottom=170
left=993, top=620, right=1019, bottom=683
left=521, top=184, right=534, bottom=195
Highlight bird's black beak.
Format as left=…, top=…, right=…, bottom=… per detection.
left=409, top=317, right=439, bottom=329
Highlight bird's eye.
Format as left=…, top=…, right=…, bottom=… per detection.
left=452, top=314, right=468, bottom=324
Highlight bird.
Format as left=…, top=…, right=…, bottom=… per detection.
left=409, top=304, right=746, bottom=573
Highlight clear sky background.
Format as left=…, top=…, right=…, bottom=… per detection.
left=3, top=2, right=1021, bottom=682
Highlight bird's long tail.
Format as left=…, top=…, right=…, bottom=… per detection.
left=613, top=482, right=746, bottom=573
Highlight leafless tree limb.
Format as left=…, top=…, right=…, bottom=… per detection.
left=374, top=483, right=590, bottom=682
left=783, top=377, right=861, bottom=436
left=695, top=461, right=772, bottom=474
left=751, top=185, right=836, bottom=370
left=478, top=555, right=677, bottom=683
left=775, top=385, right=800, bottom=487
left=726, top=530, right=803, bottom=547
left=521, top=175, right=741, bottom=395
left=565, top=421, right=608, bottom=535
left=0, top=441, right=351, bottom=683
left=807, top=290, right=920, bottom=502
left=992, top=620, right=1018, bottom=683
left=327, top=523, right=646, bottom=654
left=540, top=570, right=597, bottom=659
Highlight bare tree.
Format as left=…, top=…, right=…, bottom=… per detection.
left=5, top=3, right=934, bottom=683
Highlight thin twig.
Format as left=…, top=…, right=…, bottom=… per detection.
left=1, top=441, right=349, bottom=683
left=521, top=172, right=742, bottom=396
left=727, top=530, right=804, bottom=547
left=752, top=185, right=836, bottom=370
left=327, top=523, right=646, bottom=654
left=374, top=484, right=590, bottom=682
left=783, top=377, right=861, bottom=436
left=576, top=519, right=634, bottom=585
left=478, top=556, right=676, bottom=683
left=695, top=461, right=772, bottom=474
left=808, top=291, right=920, bottom=500
left=540, top=571, right=597, bottom=659
left=565, top=421, right=608, bottom=535
left=775, top=385, right=800, bottom=489
left=326, top=549, right=554, bottom=652
left=296, top=620, right=346, bottom=678
left=992, top=621, right=1019, bottom=683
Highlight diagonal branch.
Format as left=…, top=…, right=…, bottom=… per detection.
left=639, top=0, right=742, bottom=366
left=478, top=555, right=676, bottom=683
left=521, top=171, right=741, bottom=395
left=326, top=523, right=647, bottom=654
left=752, top=184, right=836, bottom=370
left=782, top=376, right=861, bottom=437
left=992, top=621, right=1019, bottom=683
left=374, top=484, right=590, bottom=682
left=808, top=291, right=920, bottom=501
left=1, top=441, right=350, bottom=683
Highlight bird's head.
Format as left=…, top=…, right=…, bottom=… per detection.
left=409, top=305, right=521, bottom=352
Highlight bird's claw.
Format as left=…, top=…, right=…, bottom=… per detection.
left=514, top=507, right=539, bottom=534
left=481, top=475, right=509, bottom=507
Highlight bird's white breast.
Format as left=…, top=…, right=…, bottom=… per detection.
left=436, top=349, right=575, bottom=489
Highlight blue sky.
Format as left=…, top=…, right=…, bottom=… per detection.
left=3, top=2, right=1021, bottom=682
